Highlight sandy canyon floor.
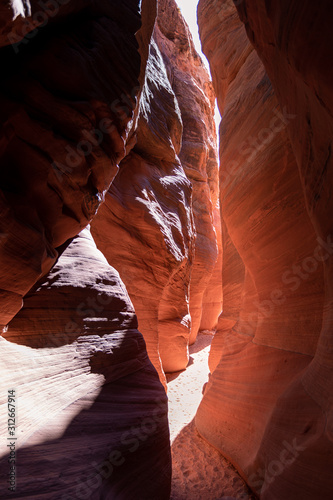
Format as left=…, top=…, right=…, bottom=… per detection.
left=167, top=332, right=256, bottom=500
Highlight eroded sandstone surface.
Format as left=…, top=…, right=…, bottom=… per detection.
left=91, top=0, right=221, bottom=380
left=0, top=1, right=172, bottom=497
left=0, top=0, right=221, bottom=497
left=197, top=0, right=333, bottom=498
left=1, top=228, right=171, bottom=498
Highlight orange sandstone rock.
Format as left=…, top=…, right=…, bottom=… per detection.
left=92, top=36, right=194, bottom=383
left=156, top=0, right=221, bottom=344
left=92, top=1, right=221, bottom=379
left=233, top=0, right=333, bottom=498
left=197, top=1, right=328, bottom=497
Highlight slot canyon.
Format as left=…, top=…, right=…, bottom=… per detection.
left=0, top=0, right=332, bottom=499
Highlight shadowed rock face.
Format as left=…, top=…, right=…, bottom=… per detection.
left=0, top=0, right=143, bottom=326
left=197, top=0, right=332, bottom=498
left=0, top=1, right=172, bottom=498
left=92, top=0, right=221, bottom=380
left=1, top=228, right=171, bottom=499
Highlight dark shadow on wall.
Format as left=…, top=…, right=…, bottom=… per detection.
left=0, top=343, right=171, bottom=500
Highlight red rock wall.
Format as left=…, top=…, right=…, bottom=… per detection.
left=0, top=1, right=172, bottom=497
left=0, top=0, right=145, bottom=327
left=91, top=35, right=194, bottom=383
left=200, top=206, right=223, bottom=333
left=197, top=1, right=331, bottom=498
left=233, top=1, right=333, bottom=498
left=208, top=218, right=244, bottom=372
left=155, top=0, right=221, bottom=345
left=92, top=0, right=221, bottom=380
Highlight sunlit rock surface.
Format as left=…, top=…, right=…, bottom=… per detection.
left=1, top=228, right=170, bottom=499
left=156, top=0, right=221, bottom=346
left=92, top=34, right=193, bottom=383
left=0, top=1, right=172, bottom=498
left=92, top=0, right=221, bottom=379
left=197, top=1, right=330, bottom=498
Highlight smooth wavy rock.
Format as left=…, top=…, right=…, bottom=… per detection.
left=0, top=0, right=144, bottom=327
left=233, top=0, right=333, bottom=498
left=92, top=0, right=221, bottom=381
left=0, top=227, right=171, bottom=499
left=197, top=1, right=330, bottom=498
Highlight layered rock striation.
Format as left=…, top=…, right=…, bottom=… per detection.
left=233, top=1, right=333, bottom=498
left=0, top=1, right=172, bottom=498
left=1, top=227, right=171, bottom=499
left=92, top=0, right=221, bottom=379
left=0, top=0, right=145, bottom=327
left=197, top=0, right=331, bottom=498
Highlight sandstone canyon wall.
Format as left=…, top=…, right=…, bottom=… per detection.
left=2, top=227, right=171, bottom=499
left=0, top=1, right=170, bottom=498
left=197, top=0, right=333, bottom=498
left=155, top=0, right=221, bottom=345
left=91, top=0, right=221, bottom=380
left=0, top=0, right=221, bottom=497
left=0, top=0, right=146, bottom=327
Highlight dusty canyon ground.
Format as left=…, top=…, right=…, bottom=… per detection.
left=167, top=333, right=256, bottom=500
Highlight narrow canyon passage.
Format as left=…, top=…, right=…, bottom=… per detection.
left=167, top=333, right=255, bottom=500
left=0, top=0, right=332, bottom=499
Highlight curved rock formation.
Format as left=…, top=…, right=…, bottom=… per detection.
left=0, top=0, right=144, bottom=327
left=156, top=0, right=221, bottom=345
left=1, top=227, right=170, bottom=499
left=92, top=0, right=221, bottom=379
left=0, top=1, right=172, bottom=498
left=233, top=1, right=333, bottom=498
left=91, top=35, right=194, bottom=382
left=197, top=1, right=331, bottom=498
